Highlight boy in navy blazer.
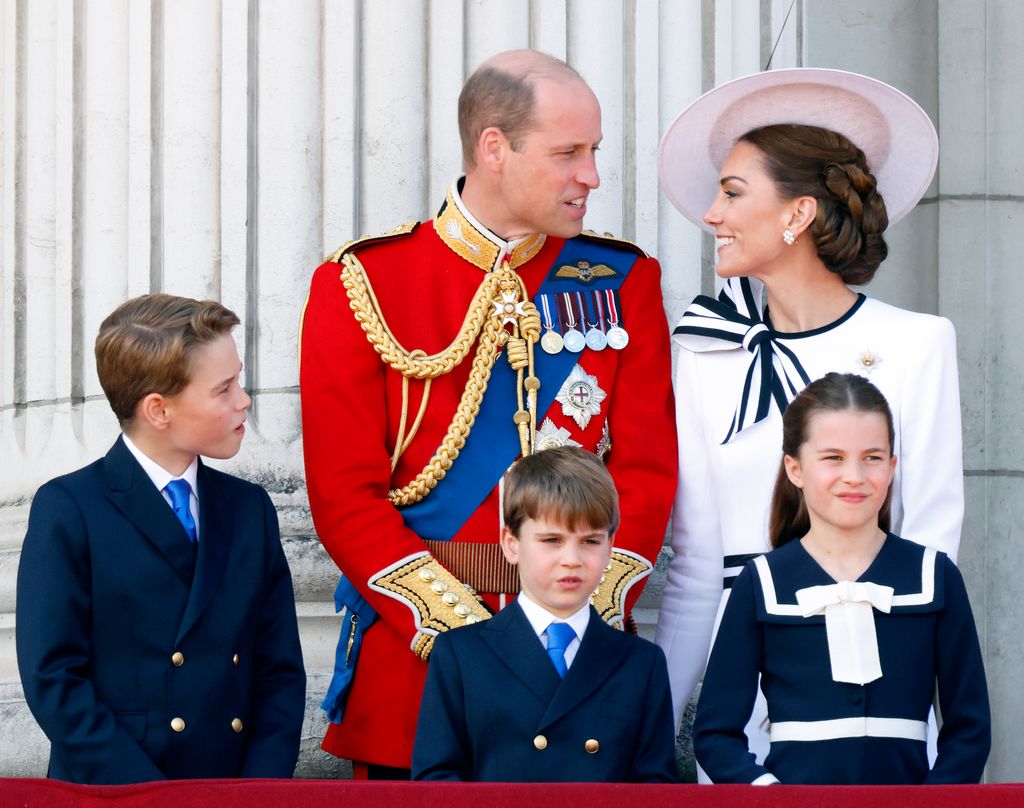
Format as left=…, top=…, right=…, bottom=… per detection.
left=16, top=294, right=306, bottom=784
left=412, top=446, right=678, bottom=782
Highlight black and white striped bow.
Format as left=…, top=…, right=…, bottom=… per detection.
left=673, top=276, right=810, bottom=444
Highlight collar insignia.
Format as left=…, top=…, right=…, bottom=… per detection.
left=434, top=180, right=545, bottom=272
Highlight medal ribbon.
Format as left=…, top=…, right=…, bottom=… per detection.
left=540, top=294, right=558, bottom=332
left=604, top=289, right=622, bottom=327
left=592, top=291, right=606, bottom=331
left=562, top=292, right=580, bottom=331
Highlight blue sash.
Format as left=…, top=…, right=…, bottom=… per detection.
left=400, top=237, right=639, bottom=540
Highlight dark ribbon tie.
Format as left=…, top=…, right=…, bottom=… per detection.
left=673, top=276, right=810, bottom=444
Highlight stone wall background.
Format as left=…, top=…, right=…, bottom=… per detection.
left=1, top=0, right=1019, bottom=781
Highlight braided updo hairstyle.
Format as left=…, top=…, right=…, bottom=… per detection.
left=740, top=124, right=889, bottom=285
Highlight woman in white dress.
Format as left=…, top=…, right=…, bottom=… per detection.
left=654, top=68, right=963, bottom=774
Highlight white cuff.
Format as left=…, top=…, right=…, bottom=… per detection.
left=751, top=772, right=780, bottom=785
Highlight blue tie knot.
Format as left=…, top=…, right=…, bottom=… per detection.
left=545, top=622, right=576, bottom=678
left=165, top=479, right=197, bottom=543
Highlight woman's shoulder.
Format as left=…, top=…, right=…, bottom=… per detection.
left=858, top=297, right=955, bottom=339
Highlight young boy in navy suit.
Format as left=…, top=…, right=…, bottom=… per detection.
left=412, top=446, right=678, bottom=782
left=16, top=294, right=306, bottom=784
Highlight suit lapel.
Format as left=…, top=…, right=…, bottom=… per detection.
left=481, top=602, right=561, bottom=705
left=537, top=606, right=631, bottom=730
left=176, top=461, right=233, bottom=643
left=103, top=437, right=196, bottom=585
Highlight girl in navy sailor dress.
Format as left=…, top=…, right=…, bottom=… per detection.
left=693, top=373, right=990, bottom=785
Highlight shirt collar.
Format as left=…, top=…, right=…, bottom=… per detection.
left=433, top=178, right=546, bottom=272
left=517, top=592, right=591, bottom=641
left=122, top=433, right=200, bottom=498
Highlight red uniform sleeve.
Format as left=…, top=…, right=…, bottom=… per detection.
left=604, top=256, right=678, bottom=615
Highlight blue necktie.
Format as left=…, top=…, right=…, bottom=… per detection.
left=545, top=622, right=576, bottom=679
left=165, top=479, right=197, bottom=543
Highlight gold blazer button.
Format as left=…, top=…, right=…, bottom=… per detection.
left=231, top=718, right=244, bottom=733
left=171, top=652, right=184, bottom=667
left=584, top=739, right=600, bottom=754
left=533, top=734, right=548, bottom=750
left=170, top=717, right=186, bottom=733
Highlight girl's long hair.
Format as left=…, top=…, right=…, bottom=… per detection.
left=768, top=372, right=895, bottom=548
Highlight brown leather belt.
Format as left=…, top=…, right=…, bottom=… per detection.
left=423, top=539, right=520, bottom=594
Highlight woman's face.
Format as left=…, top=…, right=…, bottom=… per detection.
left=703, top=140, right=797, bottom=279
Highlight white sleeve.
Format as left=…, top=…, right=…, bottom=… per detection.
left=893, top=316, right=964, bottom=561
left=655, top=348, right=725, bottom=730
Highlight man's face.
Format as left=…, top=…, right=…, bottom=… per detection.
left=496, top=77, right=602, bottom=239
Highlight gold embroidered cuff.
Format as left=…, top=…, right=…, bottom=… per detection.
left=590, top=549, right=654, bottom=628
left=369, top=552, right=492, bottom=660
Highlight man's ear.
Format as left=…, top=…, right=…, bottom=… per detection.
left=783, top=454, right=804, bottom=488
left=476, top=126, right=510, bottom=174
left=499, top=525, right=520, bottom=564
left=138, top=393, right=171, bottom=431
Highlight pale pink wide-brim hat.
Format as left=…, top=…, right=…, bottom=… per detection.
left=658, top=67, right=938, bottom=232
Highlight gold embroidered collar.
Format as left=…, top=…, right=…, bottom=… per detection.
left=434, top=180, right=546, bottom=272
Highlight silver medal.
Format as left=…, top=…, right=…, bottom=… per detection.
left=541, top=330, right=564, bottom=354
left=606, top=326, right=629, bottom=350
left=585, top=327, right=607, bottom=351
left=563, top=328, right=586, bottom=353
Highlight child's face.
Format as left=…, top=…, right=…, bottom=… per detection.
left=160, top=334, right=251, bottom=465
left=500, top=515, right=612, bottom=619
left=783, top=408, right=896, bottom=537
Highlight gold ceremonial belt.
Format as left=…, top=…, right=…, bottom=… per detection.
left=423, top=539, right=520, bottom=595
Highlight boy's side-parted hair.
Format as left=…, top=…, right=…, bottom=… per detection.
left=503, top=446, right=620, bottom=537
left=768, top=372, right=895, bottom=548
left=95, top=293, right=240, bottom=426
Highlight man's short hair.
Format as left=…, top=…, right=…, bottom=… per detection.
left=95, top=294, right=240, bottom=426
left=503, top=446, right=620, bottom=537
left=457, top=51, right=582, bottom=170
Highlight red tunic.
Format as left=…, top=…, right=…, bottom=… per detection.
left=299, top=186, right=677, bottom=768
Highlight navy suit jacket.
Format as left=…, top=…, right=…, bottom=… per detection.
left=16, top=437, right=306, bottom=784
left=412, top=601, right=678, bottom=782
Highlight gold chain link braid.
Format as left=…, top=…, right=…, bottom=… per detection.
left=339, top=254, right=535, bottom=506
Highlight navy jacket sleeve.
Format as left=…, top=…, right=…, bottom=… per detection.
left=692, top=566, right=774, bottom=784
left=239, top=489, right=306, bottom=777
left=411, top=631, right=472, bottom=781
left=15, top=482, right=166, bottom=784
left=628, top=644, right=681, bottom=783
left=927, top=557, right=991, bottom=783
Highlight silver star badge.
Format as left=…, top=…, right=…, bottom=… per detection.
left=536, top=418, right=582, bottom=452
left=556, top=365, right=606, bottom=430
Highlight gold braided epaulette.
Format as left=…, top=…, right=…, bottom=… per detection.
left=578, top=229, right=649, bottom=259
left=324, top=221, right=420, bottom=264
left=590, top=549, right=654, bottom=628
left=368, top=552, right=492, bottom=661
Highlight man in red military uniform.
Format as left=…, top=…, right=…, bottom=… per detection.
left=300, top=49, right=677, bottom=778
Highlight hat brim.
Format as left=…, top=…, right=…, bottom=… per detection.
left=658, top=68, right=938, bottom=231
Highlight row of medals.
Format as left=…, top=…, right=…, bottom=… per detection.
left=536, top=291, right=629, bottom=355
